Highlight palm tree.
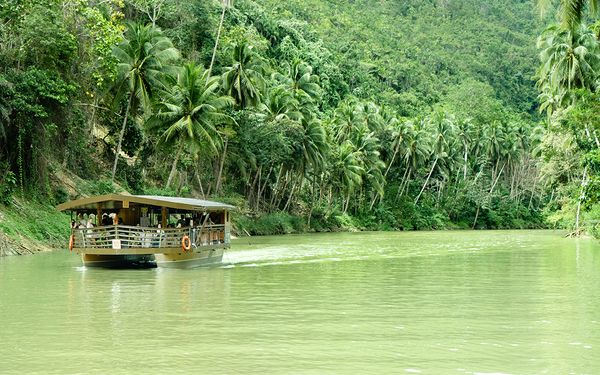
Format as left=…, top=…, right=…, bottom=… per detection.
left=299, top=118, right=328, bottom=174
left=147, top=63, right=234, bottom=188
left=415, top=112, right=455, bottom=204
left=537, top=24, right=600, bottom=94
left=395, top=121, right=429, bottom=200
left=537, top=0, right=600, bottom=30
left=455, top=118, right=473, bottom=180
left=331, top=98, right=362, bottom=143
left=335, top=141, right=364, bottom=213
left=286, top=59, right=321, bottom=103
left=484, top=120, right=507, bottom=180
left=538, top=85, right=568, bottom=122
left=222, top=41, right=265, bottom=108
left=257, top=85, right=302, bottom=122
left=111, top=21, right=179, bottom=182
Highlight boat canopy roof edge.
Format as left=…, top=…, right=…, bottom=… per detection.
left=56, top=194, right=236, bottom=212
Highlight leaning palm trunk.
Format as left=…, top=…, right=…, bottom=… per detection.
left=111, top=92, right=134, bottom=183
left=395, top=168, right=411, bottom=201
left=384, top=143, right=401, bottom=178
left=166, top=141, right=184, bottom=189
left=473, top=162, right=506, bottom=229
left=415, top=157, right=438, bottom=204
left=215, top=137, right=228, bottom=194
left=207, top=1, right=228, bottom=79
left=195, top=169, right=206, bottom=198
left=463, top=145, right=468, bottom=180
left=575, top=166, right=588, bottom=234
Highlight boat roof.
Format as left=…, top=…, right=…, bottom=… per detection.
left=56, top=194, right=235, bottom=212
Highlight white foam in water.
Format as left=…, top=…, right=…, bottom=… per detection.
left=404, top=369, right=421, bottom=374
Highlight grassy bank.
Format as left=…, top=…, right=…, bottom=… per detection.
left=0, top=198, right=71, bottom=255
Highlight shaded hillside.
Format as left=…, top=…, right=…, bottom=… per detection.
left=252, top=0, right=543, bottom=116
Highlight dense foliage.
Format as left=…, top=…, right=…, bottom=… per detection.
left=0, top=0, right=549, bottom=233
left=534, top=0, right=600, bottom=235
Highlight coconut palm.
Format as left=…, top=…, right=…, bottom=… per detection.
left=335, top=141, right=364, bottom=213
left=299, top=118, right=328, bottom=174
left=257, top=85, right=302, bottom=122
left=537, top=24, right=600, bottom=93
left=455, top=118, right=473, bottom=180
left=222, top=41, right=265, bottom=108
left=287, top=59, right=321, bottom=103
left=415, top=112, right=456, bottom=204
left=537, top=0, right=600, bottom=29
left=331, top=98, right=362, bottom=142
left=111, top=21, right=179, bottom=182
left=147, top=63, right=234, bottom=188
left=395, top=121, right=429, bottom=200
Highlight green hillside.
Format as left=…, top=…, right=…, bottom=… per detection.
left=251, top=0, right=543, bottom=116
left=0, top=0, right=553, bottom=251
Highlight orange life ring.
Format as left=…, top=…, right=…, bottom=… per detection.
left=181, top=235, right=191, bottom=252
left=69, top=234, right=74, bottom=252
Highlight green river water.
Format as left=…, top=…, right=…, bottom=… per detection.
left=1, top=230, right=600, bottom=374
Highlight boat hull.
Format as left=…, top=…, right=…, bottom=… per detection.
left=81, top=254, right=156, bottom=268
left=154, top=248, right=224, bottom=269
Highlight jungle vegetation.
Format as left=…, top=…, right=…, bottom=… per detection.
left=0, top=0, right=562, bottom=235
left=534, top=0, right=600, bottom=236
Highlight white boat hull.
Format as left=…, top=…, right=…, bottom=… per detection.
left=154, top=248, right=225, bottom=269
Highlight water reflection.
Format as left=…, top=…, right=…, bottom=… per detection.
left=1, top=231, right=600, bottom=374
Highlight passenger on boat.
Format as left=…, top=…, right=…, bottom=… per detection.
left=78, top=213, right=87, bottom=227
left=87, top=214, right=95, bottom=227
left=101, top=213, right=111, bottom=226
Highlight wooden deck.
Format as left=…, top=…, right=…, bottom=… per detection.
left=71, top=224, right=230, bottom=255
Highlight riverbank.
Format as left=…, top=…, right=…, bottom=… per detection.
left=0, top=198, right=70, bottom=256
left=0, top=194, right=549, bottom=256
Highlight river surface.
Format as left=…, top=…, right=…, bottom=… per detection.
left=1, top=230, right=599, bottom=374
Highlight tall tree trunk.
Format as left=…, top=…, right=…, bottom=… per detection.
left=528, top=172, right=538, bottom=210
left=166, top=141, right=184, bottom=189
left=384, top=142, right=401, bottom=177
left=415, top=157, right=438, bottom=204
left=343, top=194, right=351, bottom=214
left=270, top=164, right=284, bottom=208
left=283, top=174, right=301, bottom=212
left=307, top=177, right=316, bottom=228
left=215, top=137, right=228, bottom=194
left=395, top=168, right=411, bottom=202
left=111, top=91, right=133, bottom=183
left=488, top=162, right=506, bottom=196
left=195, top=169, right=206, bottom=198
left=257, top=165, right=273, bottom=211
left=207, top=2, right=227, bottom=80
left=89, top=95, right=99, bottom=143
left=463, top=144, right=468, bottom=180
left=318, top=173, right=325, bottom=206
left=248, top=165, right=261, bottom=209
left=472, top=206, right=480, bottom=229
left=575, top=166, right=588, bottom=233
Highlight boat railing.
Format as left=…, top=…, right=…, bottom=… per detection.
left=71, top=224, right=229, bottom=250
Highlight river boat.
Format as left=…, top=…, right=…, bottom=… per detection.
left=56, top=194, right=234, bottom=269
